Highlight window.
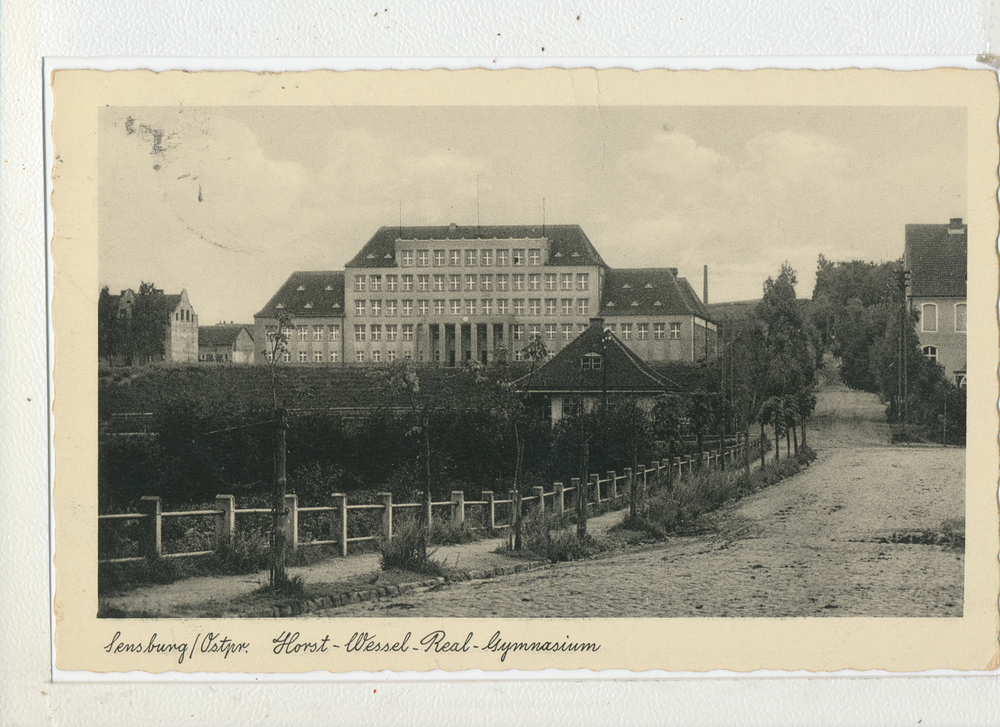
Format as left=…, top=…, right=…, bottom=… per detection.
left=401, top=275, right=414, bottom=292
left=330, top=352, right=339, bottom=362
left=581, top=353, right=602, bottom=370
left=577, top=273, right=589, bottom=291
left=370, top=324, right=382, bottom=341
left=577, top=323, right=587, bottom=334
left=433, top=274, right=445, bottom=292
left=355, top=300, right=366, bottom=316
left=402, top=324, right=414, bottom=340
left=417, top=351, right=424, bottom=363
left=433, top=249, right=446, bottom=267
left=354, top=275, right=366, bottom=292
left=404, top=350, right=412, bottom=360
left=449, top=274, right=462, bottom=291
left=314, top=351, right=323, bottom=362
left=401, top=250, right=414, bottom=266
left=298, top=326, right=309, bottom=341
left=545, top=299, right=557, bottom=316
left=562, top=299, right=574, bottom=315
left=562, top=324, right=573, bottom=340
left=637, top=323, right=649, bottom=340
left=330, top=325, right=341, bottom=341
left=401, top=300, right=413, bottom=316
left=545, top=323, right=557, bottom=341
left=385, top=300, right=397, bottom=317
left=956, top=303, right=967, bottom=332
left=670, top=322, right=681, bottom=339
left=417, top=274, right=429, bottom=291
left=512, top=249, right=525, bottom=266
left=654, top=323, right=665, bottom=339
left=497, top=299, right=509, bottom=315
left=529, top=249, right=542, bottom=266
left=480, top=274, right=493, bottom=291
left=497, top=249, right=509, bottom=266
left=434, top=300, right=445, bottom=315
left=465, top=249, right=477, bottom=266
left=356, top=351, right=365, bottom=362
left=514, top=349, right=524, bottom=361
left=481, top=249, right=494, bottom=266
left=281, top=325, right=293, bottom=339
left=311, top=326, right=323, bottom=341
left=465, top=299, right=477, bottom=315
left=513, top=274, right=525, bottom=291
left=416, top=249, right=429, bottom=267
left=372, top=350, right=381, bottom=362
left=369, top=275, right=382, bottom=291
left=561, top=273, right=573, bottom=290
left=386, top=324, right=398, bottom=341
left=544, top=273, right=557, bottom=291
left=450, top=249, right=462, bottom=266
left=370, top=300, right=381, bottom=317
left=921, top=303, right=938, bottom=332
left=418, top=300, right=429, bottom=316
left=299, top=351, right=308, bottom=362
left=528, top=273, right=541, bottom=291
left=922, top=345, right=938, bottom=362
left=282, top=351, right=291, bottom=362
left=529, top=299, right=541, bottom=316
left=577, top=299, right=589, bottom=316
left=529, top=324, right=541, bottom=340
left=450, top=299, right=461, bottom=315
left=497, top=274, right=510, bottom=291
left=387, top=350, right=396, bottom=362
left=465, top=274, right=477, bottom=291
left=621, top=323, right=632, bottom=340
left=512, top=324, right=524, bottom=341
left=513, top=299, right=525, bottom=315
left=481, top=299, right=493, bottom=315
left=386, top=275, right=398, bottom=292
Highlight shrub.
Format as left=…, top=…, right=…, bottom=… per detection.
left=217, top=525, right=271, bottom=575
left=429, top=516, right=479, bottom=545
left=498, top=510, right=602, bottom=563
left=378, top=520, right=447, bottom=575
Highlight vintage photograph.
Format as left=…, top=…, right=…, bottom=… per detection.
left=94, top=101, right=968, bottom=620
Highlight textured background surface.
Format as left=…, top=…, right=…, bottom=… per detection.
left=3, top=0, right=999, bottom=724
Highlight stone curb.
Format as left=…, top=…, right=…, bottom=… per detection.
left=269, top=559, right=551, bottom=617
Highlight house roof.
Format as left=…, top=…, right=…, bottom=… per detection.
left=199, top=324, right=253, bottom=347
left=519, top=322, right=681, bottom=394
left=905, top=220, right=967, bottom=298
left=599, top=268, right=713, bottom=320
left=254, top=271, right=346, bottom=319
left=345, top=224, right=607, bottom=268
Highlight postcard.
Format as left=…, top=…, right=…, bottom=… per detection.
left=50, top=68, right=998, bottom=673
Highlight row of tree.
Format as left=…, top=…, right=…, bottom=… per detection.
left=98, top=282, right=169, bottom=366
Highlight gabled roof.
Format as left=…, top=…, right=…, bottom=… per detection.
left=599, top=268, right=713, bottom=320
left=519, top=322, right=681, bottom=394
left=199, top=324, right=253, bottom=347
left=345, top=225, right=607, bottom=268
left=905, top=220, right=967, bottom=298
left=255, top=271, right=346, bottom=319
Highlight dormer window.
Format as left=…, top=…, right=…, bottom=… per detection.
left=645, top=283, right=653, bottom=288
left=276, top=303, right=285, bottom=309
left=581, top=352, right=603, bottom=371
left=325, top=285, right=333, bottom=291
left=304, top=303, right=313, bottom=308
left=297, top=285, right=306, bottom=291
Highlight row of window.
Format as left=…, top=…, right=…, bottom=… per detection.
left=395, top=248, right=545, bottom=268
left=271, top=325, right=342, bottom=341
left=173, top=309, right=194, bottom=322
left=353, top=298, right=593, bottom=317
left=608, top=322, right=682, bottom=340
left=920, top=302, right=967, bottom=333
left=354, top=272, right=589, bottom=293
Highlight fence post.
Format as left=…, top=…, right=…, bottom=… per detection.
left=451, top=491, right=465, bottom=526
left=607, top=471, right=616, bottom=501
left=570, top=478, right=580, bottom=510
left=554, top=482, right=564, bottom=514
left=651, top=460, right=660, bottom=489
left=625, top=468, right=635, bottom=520
left=533, top=486, right=545, bottom=514
left=140, top=496, right=161, bottom=559
left=284, top=494, right=298, bottom=552
left=380, top=492, right=393, bottom=540
left=332, top=493, right=348, bottom=557
left=214, top=495, right=235, bottom=554
left=590, top=474, right=600, bottom=506
left=508, top=489, right=517, bottom=530
left=482, top=491, right=495, bottom=533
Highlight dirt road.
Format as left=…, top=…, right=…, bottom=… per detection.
left=313, top=382, right=965, bottom=618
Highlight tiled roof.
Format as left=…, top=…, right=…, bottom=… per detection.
left=599, top=268, right=713, bottom=320
left=199, top=324, right=252, bottom=347
left=519, top=322, right=681, bottom=393
left=345, top=225, right=607, bottom=268
left=254, top=271, right=346, bottom=318
left=905, top=220, right=967, bottom=298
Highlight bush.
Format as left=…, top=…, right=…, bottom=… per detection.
left=378, top=520, right=447, bottom=575
left=498, top=510, right=602, bottom=563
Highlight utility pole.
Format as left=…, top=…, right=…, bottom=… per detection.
left=271, top=407, right=289, bottom=587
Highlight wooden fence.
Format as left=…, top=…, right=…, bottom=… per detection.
left=99, top=439, right=750, bottom=564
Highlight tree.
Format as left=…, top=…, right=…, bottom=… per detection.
left=97, top=281, right=171, bottom=366
left=98, top=286, right=119, bottom=363
left=261, top=312, right=293, bottom=588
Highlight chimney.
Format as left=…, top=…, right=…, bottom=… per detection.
left=589, top=317, right=605, bottom=330
left=703, top=265, right=709, bottom=305
left=949, top=217, right=963, bottom=228
left=449, top=222, right=457, bottom=233
left=667, top=268, right=678, bottom=277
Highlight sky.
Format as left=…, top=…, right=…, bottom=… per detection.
left=99, top=105, right=967, bottom=325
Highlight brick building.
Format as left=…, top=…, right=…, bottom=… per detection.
left=904, top=218, right=967, bottom=387
left=253, top=224, right=717, bottom=366
left=198, top=324, right=256, bottom=363
left=114, top=287, right=199, bottom=363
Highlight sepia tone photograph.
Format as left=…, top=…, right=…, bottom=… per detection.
left=94, top=102, right=968, bottom=620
